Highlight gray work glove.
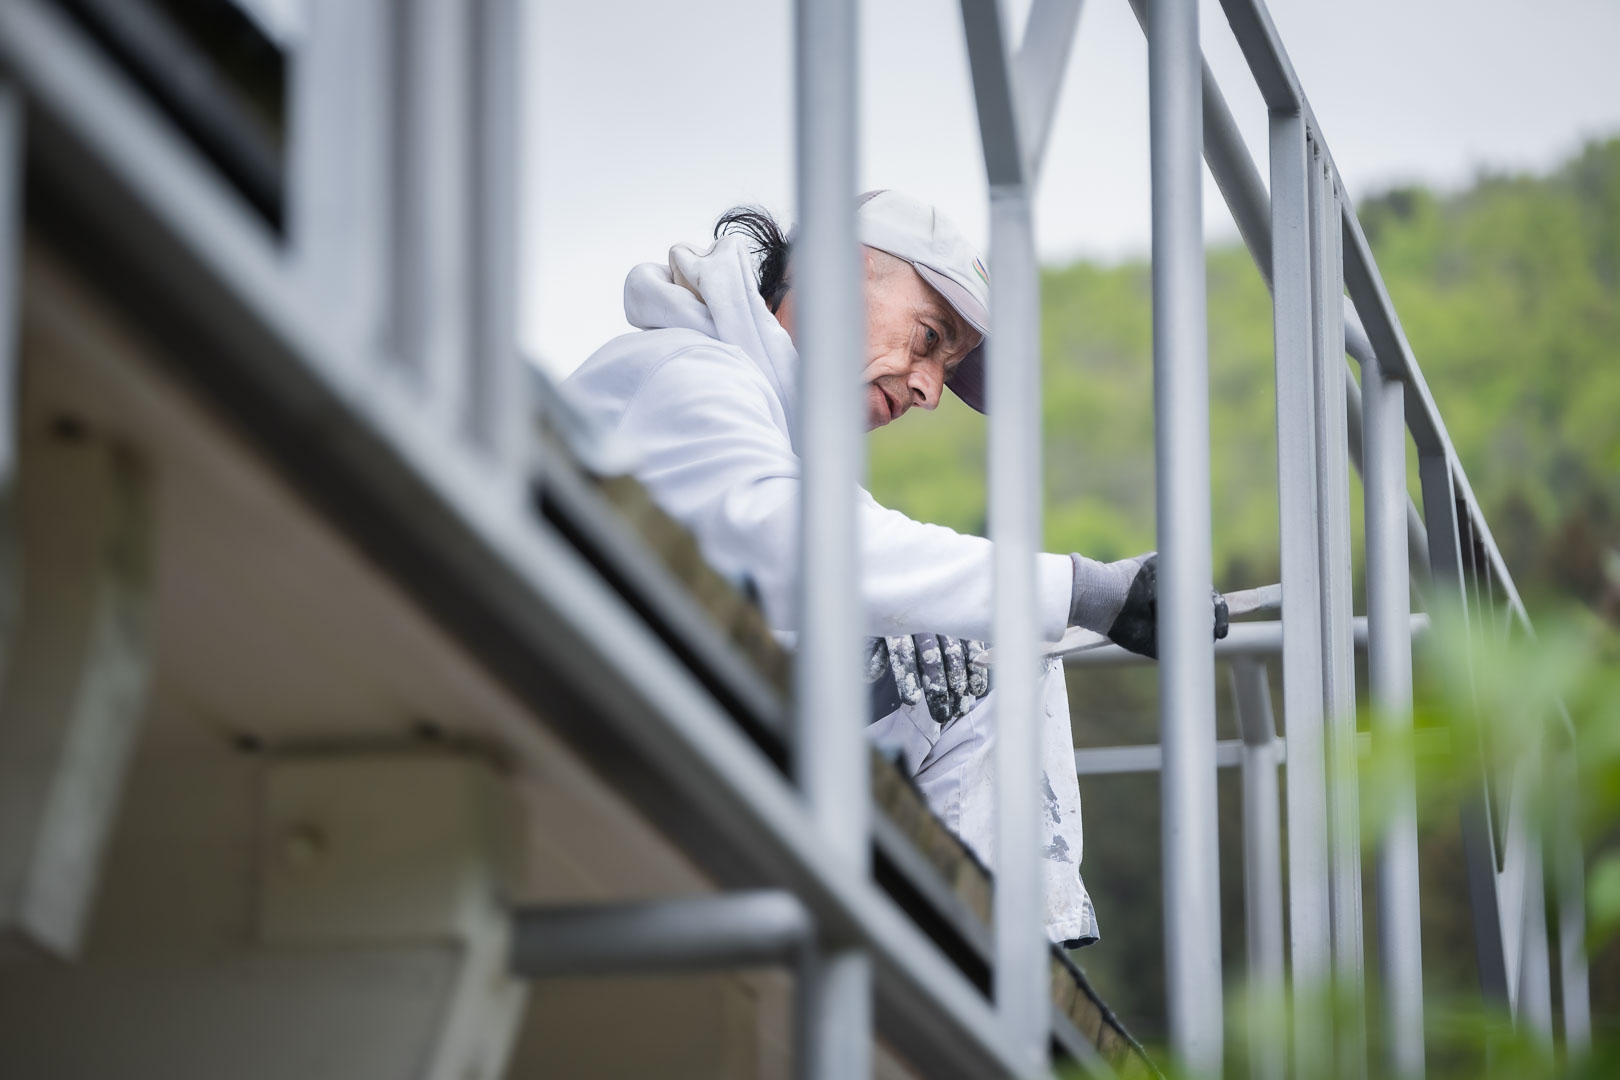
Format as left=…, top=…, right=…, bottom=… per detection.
left=865, top=635, right=990, bottom=726
left=1069, top=552, right=1229, bottom=659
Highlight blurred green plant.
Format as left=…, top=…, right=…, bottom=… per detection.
left=1358, top=601, right=1618, bottom=1078
left=1085, top=610, right=1620, bottom=1078
left=1395, top=604, right=1620, bottom=948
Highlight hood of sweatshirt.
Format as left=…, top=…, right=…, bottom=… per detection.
left=622, top=235, right=802, bottom=442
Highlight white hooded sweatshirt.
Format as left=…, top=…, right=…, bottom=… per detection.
left=563, top=236, right=1096, bottom=945
left=563, top=235, right=1076, bottom=642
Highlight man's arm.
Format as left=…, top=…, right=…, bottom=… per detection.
left=615, top=349, right=1074, bottom=643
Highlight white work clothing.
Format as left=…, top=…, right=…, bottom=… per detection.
left=868, top=659, right=1097, bottom=946
left=563, top=235, right=1096, bottom=944
left=564, top=236, right=1074, bottom=643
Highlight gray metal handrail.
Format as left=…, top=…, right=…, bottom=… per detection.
left=1058, top=2, right=1587, bottom=1076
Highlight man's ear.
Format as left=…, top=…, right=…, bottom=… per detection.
left=862, top=247, right=899, bottom=292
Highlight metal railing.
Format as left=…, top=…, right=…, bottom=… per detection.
left=0, top=0, right=1590, bottom=1078
left=803, top=0, right=1593, bottom=1072
left=1039, top=2, right=1592, bottom=1078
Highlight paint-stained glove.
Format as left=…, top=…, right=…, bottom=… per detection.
left=864, top=635, right=990, bottom=726
left=1069, top=552, right=1229, bottom=659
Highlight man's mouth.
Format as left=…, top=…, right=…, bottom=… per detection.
left=879, top=385, right=903, bottom=422
left=865, top=383, right=908, bottom=430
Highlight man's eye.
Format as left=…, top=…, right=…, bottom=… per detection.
left=923, top=326, right=940, bottom=349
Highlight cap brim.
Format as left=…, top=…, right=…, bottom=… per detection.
left=945, top=343, right=987, bottom=414
left=912, top=264, right=987, bottom=336
left=911, top=263, right=990, bottom=414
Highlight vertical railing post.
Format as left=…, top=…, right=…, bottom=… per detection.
left=791, top=0, right=869, bottom=1077
left=1268, top=105, right=1332, bottom=1075
left=286, top=0, right=390, bottom=373
left=986, top=182, right=1048, bottom=1071
left=958, top=1, right=1062, bottom=1069
left=1419, top=456, right=1512, bottom=1008
left=0, top=79, right=17, bottom=676
left=1518, top=830, right=1555, bottom=1042
left=0, top=81, right=18, bottom=493
left=1231, top=660, right=1286, bottom=1080
left=467, top=0, right=528, bottom=480
left=1311, top=148, right=1365, bottom=1078
left=390, top=0, right=473, bottom=427
left=1551, top=740, right=1592, bottom=1054
left=1147, top=0, right=1223, bottom=1070
left=1361, top=336, right=1425, bottom=1077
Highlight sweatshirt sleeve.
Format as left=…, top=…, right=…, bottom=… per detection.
left=614, top=348, right=1073, bottom=643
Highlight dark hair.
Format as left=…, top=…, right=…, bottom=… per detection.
left=714, top=206, right=792, bottom=313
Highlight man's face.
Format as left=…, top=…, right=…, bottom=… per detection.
left=859, top=250, right=981, bottom=431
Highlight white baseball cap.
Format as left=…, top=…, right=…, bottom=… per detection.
left=856, top=190, right=990, bottom=413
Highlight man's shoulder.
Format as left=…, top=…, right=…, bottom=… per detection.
left=567, top=330, right=773, bottom=413
left=561, top=330, right=784, bottom=447
left=569, top=329, right=760, bottom=391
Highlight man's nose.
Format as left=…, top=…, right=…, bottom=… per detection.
left=908, top=365, right=944, bottom=410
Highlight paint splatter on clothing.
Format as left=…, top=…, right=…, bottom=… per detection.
left=867, top=658, right=1098, bottom=947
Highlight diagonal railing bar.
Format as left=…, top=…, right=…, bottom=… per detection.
left=1013, top=0, right=1085, bottom=178
left=961, top=0, right=1027, bottom=187
left=1214, top=0, right=1300, bottom=111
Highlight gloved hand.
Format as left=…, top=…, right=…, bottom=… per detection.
left=1068, top=552, right=1229, bottom=659
left=865, top=634, right=990, bottom=726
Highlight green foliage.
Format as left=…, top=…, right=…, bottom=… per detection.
left=1089, top=611, right=1620, bottom=1077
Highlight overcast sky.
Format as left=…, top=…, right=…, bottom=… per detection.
left=519, top=0, right=1620, bottom=376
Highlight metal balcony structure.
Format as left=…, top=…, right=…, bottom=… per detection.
left=0, top=1, right=1591, bottom=1079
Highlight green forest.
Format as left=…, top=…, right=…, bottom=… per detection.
left=867, top=137, right=1620, bottom=1059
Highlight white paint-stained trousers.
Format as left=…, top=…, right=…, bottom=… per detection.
left=867, top=658, right=1098, bottom=947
